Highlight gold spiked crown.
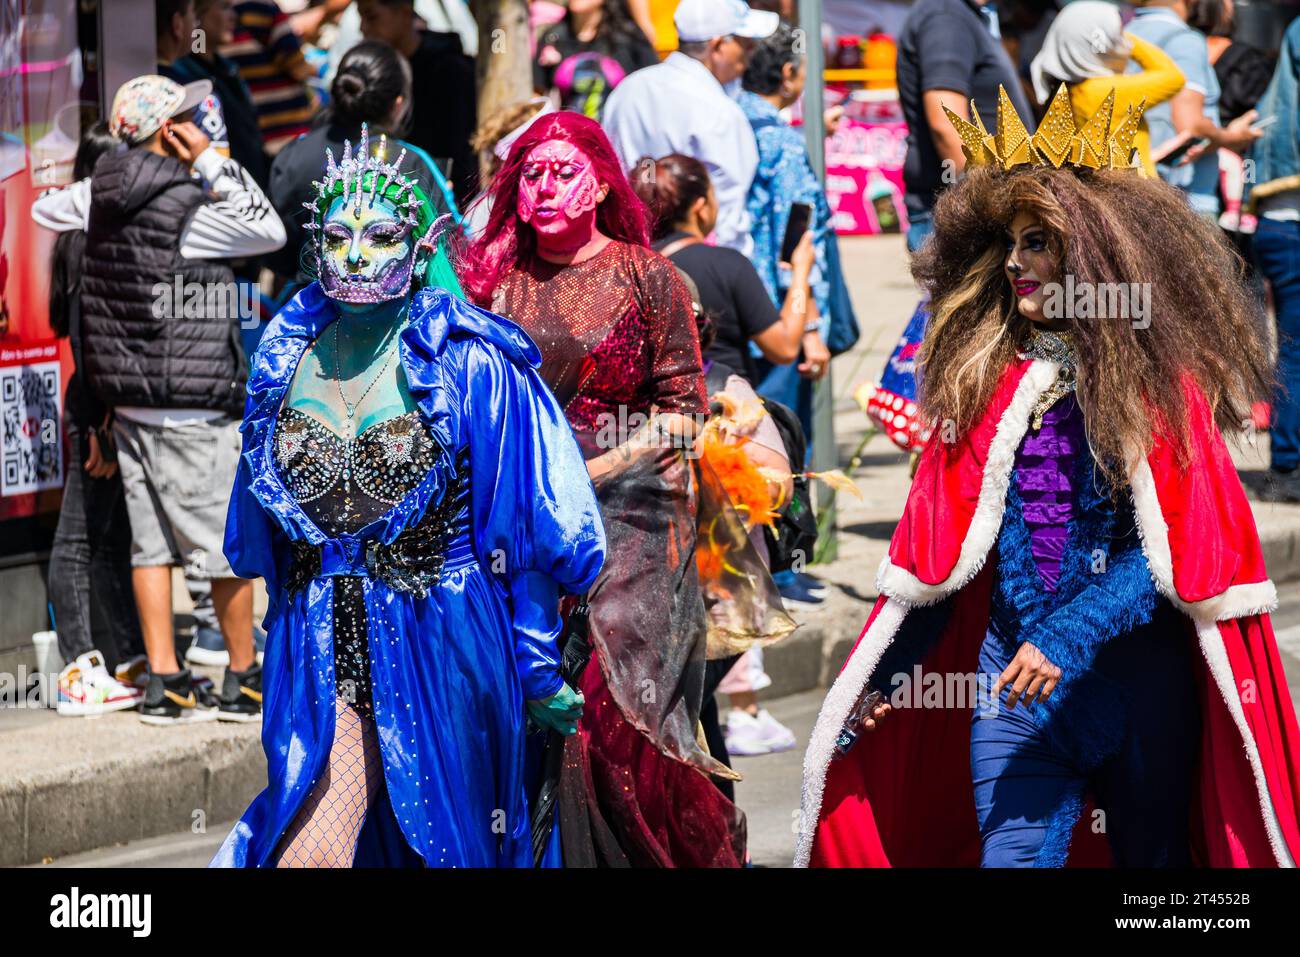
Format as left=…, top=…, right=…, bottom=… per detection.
left=944, top=84, right=1145, bottom=172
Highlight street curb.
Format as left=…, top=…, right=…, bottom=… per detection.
left=3, top=719, right=262, bottom=867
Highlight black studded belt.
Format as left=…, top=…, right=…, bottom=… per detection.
left=287, top=463, right=470, bottom=600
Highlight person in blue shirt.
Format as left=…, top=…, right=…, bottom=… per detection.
left=737, top=24, right=859, bottom=429
left=1126, top=0, right=1260, bottom=218
left=737, top=24, right=861, bottom=609
left=1247, top=15, right=1300, bottom=502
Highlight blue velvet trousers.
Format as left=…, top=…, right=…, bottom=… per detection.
left=969, top=612, right=1200, bottom=867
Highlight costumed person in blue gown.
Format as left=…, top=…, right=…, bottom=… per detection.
left=211, top=127, right=605, bottom=867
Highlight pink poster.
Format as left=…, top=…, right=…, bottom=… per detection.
left=824, top=96, right=909, bottom=237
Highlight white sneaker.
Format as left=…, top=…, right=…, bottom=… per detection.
left=57, top=651, right=144, bottom=716
left=754, top=708, right=797, bottom=751
left=725, top=708, right=797, bottom=757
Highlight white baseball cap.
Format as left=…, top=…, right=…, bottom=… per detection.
left=674, top=0, right=780, bottom=43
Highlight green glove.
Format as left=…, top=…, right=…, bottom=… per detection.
left=526, top=682, right=584, bottom=736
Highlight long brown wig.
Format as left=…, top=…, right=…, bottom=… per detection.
left=912, top=164, right=1273, bottom=485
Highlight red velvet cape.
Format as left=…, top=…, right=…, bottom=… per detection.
left=798, top=358, right=1300, bottom=867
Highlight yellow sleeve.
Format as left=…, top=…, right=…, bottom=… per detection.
left=1070, top=36, right=1185, bottom=120
left=1118, top=34, right=1186, bottom=108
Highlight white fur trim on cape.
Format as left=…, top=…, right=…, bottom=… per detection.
left=1128, top=458, right=1278, bottom=622
left=796, top=359, right=1289, bottom=867
left=795, top=598, right=907, bottom=867
left=1196, top=621, right=1294, bottom=866
left=873, top=360, right=1060, bottom=607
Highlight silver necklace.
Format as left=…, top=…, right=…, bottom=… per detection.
left=1020, top=328, right=1078, bottom=431
left=332, top=319, right=401, bottom=438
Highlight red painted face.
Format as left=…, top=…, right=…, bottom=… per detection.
left=518, top=139, right=601, bottom=253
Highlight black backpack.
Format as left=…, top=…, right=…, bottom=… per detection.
left=1215, top=42, right=1274, bottom=123
left=759, top=398, right=819, bottom=573
left=704, top=363, right=818, bottom=572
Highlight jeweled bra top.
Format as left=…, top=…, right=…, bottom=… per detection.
left=274, top=407, right=439, bottom=536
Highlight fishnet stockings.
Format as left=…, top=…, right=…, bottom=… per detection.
left=275, top=698, right=384, bottom=867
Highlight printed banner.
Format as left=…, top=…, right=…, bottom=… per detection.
left=0, top=342, right=61, bottom=497
left=0, top=0, right=78, bottom=527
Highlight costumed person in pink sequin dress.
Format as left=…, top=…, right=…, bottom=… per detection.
left=462, top=110, right=791, bottom=867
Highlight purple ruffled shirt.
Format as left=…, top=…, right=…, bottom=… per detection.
left=1015, top=395, right=1084, bottom=593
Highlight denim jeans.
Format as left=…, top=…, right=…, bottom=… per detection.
left=1255, top=218, right=1300, bottom=471
left=47, top=421, right=144, bottom=670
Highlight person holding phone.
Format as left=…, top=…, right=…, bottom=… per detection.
left=36, top=122, right=148, bottom=718
left=738, top=22, right=853, bottom=609
left=1128, top=0, right=1262, bottom=220
left=33, top=75, right=285, bottom=727
left=634, top=153, right=817, bottom=388
left=635, top=159, right=828, bottom=748
left=737, top=23, right=852, bottom=434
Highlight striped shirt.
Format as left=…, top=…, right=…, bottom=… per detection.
left=221, top=1, right=317, bottom=155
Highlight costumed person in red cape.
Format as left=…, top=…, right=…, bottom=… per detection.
left=460, top=110, right=792, bottom=866
left=799, top=87, right=1300, bottom=868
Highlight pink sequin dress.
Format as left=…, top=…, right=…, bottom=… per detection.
left=494, top=240, right=748, bottom=867
left=494, top=240, right=707, bottom=446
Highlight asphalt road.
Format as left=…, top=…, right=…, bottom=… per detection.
left=39, top=581, right=1300, bottom=869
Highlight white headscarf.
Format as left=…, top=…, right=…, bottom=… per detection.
left=1030, top=1, right=1133, bottom=105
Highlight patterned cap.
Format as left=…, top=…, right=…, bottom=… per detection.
left=109, top=75, right=212, bottom=145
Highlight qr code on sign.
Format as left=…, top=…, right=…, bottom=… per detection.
left=1, top=361, right=63, bottom=496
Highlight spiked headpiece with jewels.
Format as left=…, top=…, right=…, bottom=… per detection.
left=943, top=84, right=1145, bottom=172
left=301, top=123, right=435, bottom=239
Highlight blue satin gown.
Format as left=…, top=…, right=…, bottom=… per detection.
left=210, top=283, right=605, bottom=867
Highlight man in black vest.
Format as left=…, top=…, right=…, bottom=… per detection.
left=35, top=74, right=285, bottom=726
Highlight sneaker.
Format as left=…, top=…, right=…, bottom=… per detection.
left=114, top=654, right=148, bottom=693
left=790, top=571, right=829, bottom=597
left=753, top=708, right=797, bottom=751
left=1261, top=468, right=1300, bottom=504
left=184, top=626, right=227, bottom=666
left=184, top=626, right=267, bottom=667
left=57, top=651, right=144, bottom=716
left=777, top=577, right=826, bottom=609
left=138, top=669, right=219, bottom=726
left=218, top=661, right=263, bottom=723
left=725, top=708, right=795, bottom=757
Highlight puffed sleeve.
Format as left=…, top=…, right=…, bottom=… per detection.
left=463, top=340, right=607, bottom=701
left=637, top=251, right=708, bottom=417
left=1019, top=534, right=1158, bottom=683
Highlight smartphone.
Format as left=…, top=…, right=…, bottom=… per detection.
left=1251, top=114, right=1278, bottom=133
left=780, top=202, right=812, bottom=265
left=833, top=686, right=884, bottom=758
left=1153, top=133, right=1210, bottom=166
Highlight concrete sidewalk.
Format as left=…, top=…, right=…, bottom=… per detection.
left=7, top=235, right=1300, bottom=866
